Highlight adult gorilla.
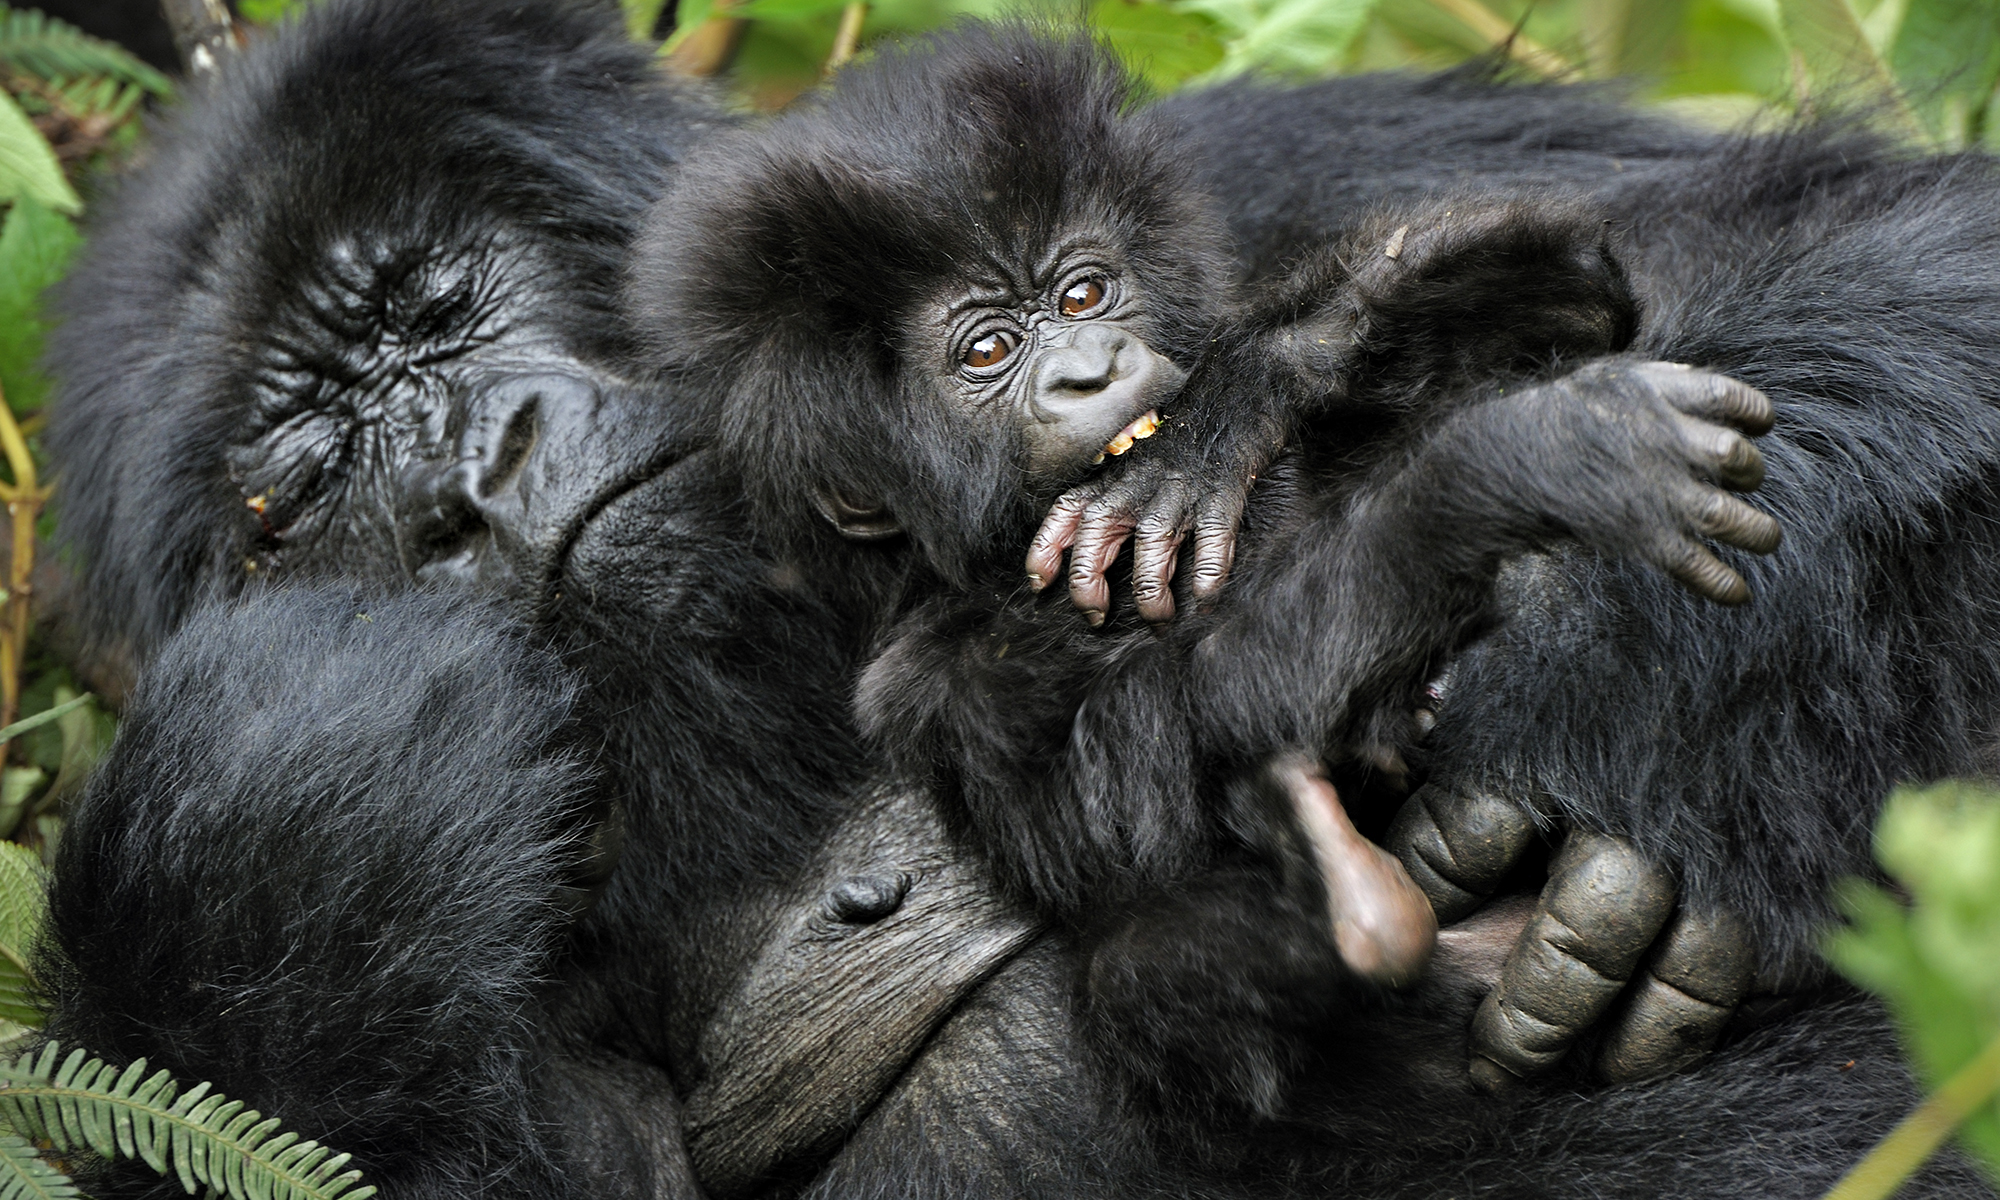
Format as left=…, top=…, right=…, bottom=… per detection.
left=31, top=2, right=2000, bottom=1200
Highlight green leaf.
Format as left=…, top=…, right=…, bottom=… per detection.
left=734, top=0, right=853, bottom=23
left=0, top=1045, right=377, bottom=1200
left=660, top=0, right=718, bottom=56
left=0, top=93, right=76, bottom=216
left=238, top=0, right=302, bottom=24
left=1775, top=0, right=1929, bottom=138
left=1091, top=0, right=1227, bottom=91
left=0, top=1131, right=78, bottom=1200
left=0, top=196, right=82, bottom=415
left=0, top=695, right=90, bottom=749
left=1886, top=0, right=2000, bottom=146
left=0, top=769, right=41, bottom=842
left=1825, top=781, right=2000, bottom=1185
left=1582, top=0, right=1695, bottom=77
left=1179, top=0, right=1380, bottom=78
left=0, top=845, right=44, bottom=1031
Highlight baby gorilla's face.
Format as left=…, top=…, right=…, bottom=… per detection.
left=918, top=240, right=1187, bottom=484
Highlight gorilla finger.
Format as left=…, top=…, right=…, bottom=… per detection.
left=1692, top=489, right=1782, bottom=555
left=1597, top=907, right=1755, bottom=1082
left=1470, top=832, right=1675, bottom=1091
left=1068, top=512, right=1137, bottom=626
left=1273, top=755, right=1436, bottom=987
left=1674, top=413, right=1766, bottom=491
left=1131, top=517, right=1186, bottom=623
left=1660, top=541, right=1751, bottom=606
left=1028, top=492, right=1092, bottom=590
left=1657, top=368, right=1776, bottom=437
left=1185, top=493, right=1245, bottom=604
left=1386, top=781, right=1537, bottom=924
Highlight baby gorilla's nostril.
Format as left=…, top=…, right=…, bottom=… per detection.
left=1043, top=328, right=1133, bottom=397
left=478, top=395, right=541, bottom=499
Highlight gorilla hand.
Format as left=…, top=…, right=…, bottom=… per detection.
left=1026, top=428, right=1255, bottom=625
left=1386, top=778, right=1757, bottom=1090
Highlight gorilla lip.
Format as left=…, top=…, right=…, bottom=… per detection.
left=1093, top=409, right=1159, bottom=464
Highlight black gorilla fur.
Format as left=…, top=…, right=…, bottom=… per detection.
left=625, top=28, right=1784, bottom=1103
left=1159, top=77, right=2000, bottom=976
left=44, top=590, right=604, bottom=1197
left=31, top=2, right=2000, bottom=1198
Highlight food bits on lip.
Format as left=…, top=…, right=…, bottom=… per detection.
left=1101, top=410, right=1161, bottom=459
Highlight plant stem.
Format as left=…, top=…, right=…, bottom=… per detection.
left=158, top=0, right=235, bottom=78
left=825, top=2, right=867, bottom=75
left=1823, top=1029, right=2000, bottom=1200
left=1423, top=0, right=1574, bottom=76
left=666, top=2, right=750, bottom=77
left=0, top=387, right=48, bottom=744
left=0, top=693, right=89, bottom=748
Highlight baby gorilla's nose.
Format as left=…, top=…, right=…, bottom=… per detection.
left=1040, top=323, right=1134, bottom=397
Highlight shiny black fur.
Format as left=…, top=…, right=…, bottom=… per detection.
left=32, top=5, right=2000, bottom=1199
left=1163, top=76, right=2000, bottom=978
left=626, top=27, right=1774, bottom=1114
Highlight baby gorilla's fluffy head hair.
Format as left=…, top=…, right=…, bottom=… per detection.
left=630, top=24, right=1232, bottom=584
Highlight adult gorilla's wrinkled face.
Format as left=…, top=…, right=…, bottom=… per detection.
left=218, top=219, right=684, bottom=599
left=43, top=0, right=718, bottom=682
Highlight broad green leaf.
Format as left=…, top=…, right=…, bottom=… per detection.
left=0, top=841, right=46, bottom=1029
left=1582, top=0, right=1694, bottom=77
left=1826, top=781, right=2000, bottom=1184
left=1776, top=0, right=1928, bottom=138
left=735, top=0, right=855, bottom=23
left=1887, top=0, right=2000, bottom=146
left=0, top=768, right=40, bottom=841
left=0, top=92, right=76, bottom=215
left=660, top=0, right=718, bottom=56
left=1861, top=0, right=1910, bottom=49
left=1092, top=0, right=1226, bottom=91
left=1180, top=0, right=1379, bottom=78
left=0, top=196, right=81, bottom=415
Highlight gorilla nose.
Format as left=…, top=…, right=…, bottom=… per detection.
left=1040, top=325, right=1134, bottom=399
left=406, top=370, right=672, bottom=584
left=462, top=376, right=556, bottom=505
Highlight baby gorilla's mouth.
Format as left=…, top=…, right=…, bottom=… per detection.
left=1093, top=410, right=1159, bottom=464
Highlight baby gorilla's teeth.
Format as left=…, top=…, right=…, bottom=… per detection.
left=1102, top=410, right=1162, bottom=458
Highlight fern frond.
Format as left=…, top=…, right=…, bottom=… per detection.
left=0, top=1044, right=376, bottom=1200
left=0, top=1132, right=76, bottom=1200
left=0, top=7, right=172, bottom=97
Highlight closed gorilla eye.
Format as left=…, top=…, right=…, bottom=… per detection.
left=964, top=330, right=1018, bottom=370
left=1059, top=277, right=1108, bottom=317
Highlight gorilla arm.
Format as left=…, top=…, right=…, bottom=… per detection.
left=862, top=355, right=1779, bottom=1109
left=38, top=589, right=647, bottom=1200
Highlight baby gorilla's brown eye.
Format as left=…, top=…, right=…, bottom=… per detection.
left=1060, top=277, right=1107, bottom=316
left=965, top=331, right=1017, bottom=369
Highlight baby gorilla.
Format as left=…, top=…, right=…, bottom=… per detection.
left=627, top=27, right=1780, bottom=1112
